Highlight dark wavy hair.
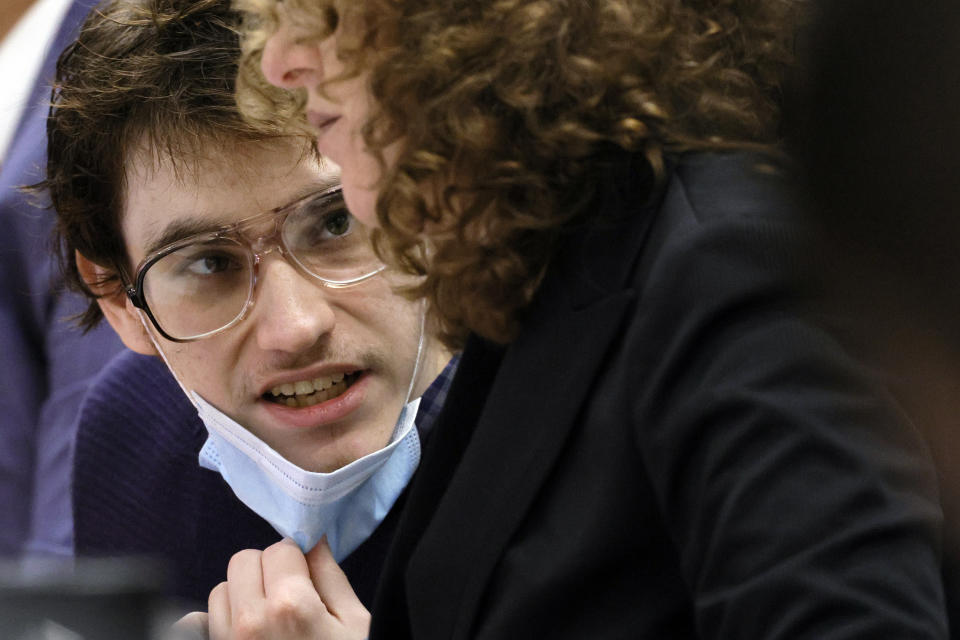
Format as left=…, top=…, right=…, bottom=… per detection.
left=38, top=0, right=296, bottom=330
left=238, top=0, right=803, bottom=348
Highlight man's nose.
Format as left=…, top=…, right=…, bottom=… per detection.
left=253, top=257, right=336, bottom=354
left=260, top=13, right=324, bottom=90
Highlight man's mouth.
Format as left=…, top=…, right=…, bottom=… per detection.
left=263, top=371, right=362, bottom=408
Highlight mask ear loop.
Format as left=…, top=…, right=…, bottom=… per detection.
left=136, top=309, right=200, bottom=411
left=390, top=299, right=427, bottom=442
left=403, top=298, right=427, bottom=405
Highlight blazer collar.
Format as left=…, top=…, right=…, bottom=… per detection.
left=556, top=150, right=663, bottom=308
left=401, top=153, right=662, bottom=639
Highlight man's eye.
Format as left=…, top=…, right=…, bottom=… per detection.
left=299, top=207, right=354, bottom=246
left=184, top=253, right=239, bottom=276
left=322, top=210, right=352, bottom=237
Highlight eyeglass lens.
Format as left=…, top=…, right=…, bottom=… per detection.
left=141, top=192, right=382, bottom=340
left=281, top=193, right=381, bottom=283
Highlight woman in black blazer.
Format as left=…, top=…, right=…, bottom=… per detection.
left=213, top=0, right=948, bottom=637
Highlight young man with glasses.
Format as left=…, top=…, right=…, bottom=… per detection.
left=39, top=0, right=450, bottom=623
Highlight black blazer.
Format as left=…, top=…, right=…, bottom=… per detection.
left=370, top=153, right=947, bottom=639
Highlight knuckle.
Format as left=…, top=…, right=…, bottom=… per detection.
left=266, top=590, right=307, bottom=619
left=265, top=590, right=318, bottom=633
left=232, top=610, right=268, bottom=640
left=261, top=540, right=290, bottom=562
left=229, top=548, right=262, bottom=569
left=344, top=604, right=371, bottom=628
left=208, top=581, right=227, bottom=607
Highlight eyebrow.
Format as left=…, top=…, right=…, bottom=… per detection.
left=141, top=176, right=340, bottom=257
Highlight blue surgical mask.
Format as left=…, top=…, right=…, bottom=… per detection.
left=194, top=394, right=421, bottom=560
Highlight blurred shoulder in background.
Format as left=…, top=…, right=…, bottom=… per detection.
left=787, top=0, right=960, bottom=632
left=0, top=0, right=123, bottom=558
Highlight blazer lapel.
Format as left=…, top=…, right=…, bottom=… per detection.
left=407, top=288, right=635, bottom=639
left=404, top=157, right=661, bottom=638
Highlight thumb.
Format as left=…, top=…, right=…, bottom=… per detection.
left=306, top=537, right=365, bottom=619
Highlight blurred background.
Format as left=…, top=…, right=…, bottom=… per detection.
left=0, top=0, right=72, bottom=160
left=787, top=0, right=960, bottom=631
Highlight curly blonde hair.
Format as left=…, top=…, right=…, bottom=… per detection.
left=237, top=0, right=803, bottom=349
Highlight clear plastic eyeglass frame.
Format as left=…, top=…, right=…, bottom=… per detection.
left=122, top=184, right=385, bottom=343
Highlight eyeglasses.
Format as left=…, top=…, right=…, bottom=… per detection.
left=124, top=185, right=384, bottom=342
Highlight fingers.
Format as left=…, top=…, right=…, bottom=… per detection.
left=260, top=538, right=317, bottom=601
left=167, top=611, right=209, bottom=640
left=217, top=539, right=329, bottom=638
left=204, top=539, right=367, bottom=639
left=260, top=538, right=330, bottom=630
left=207, top=581, right=231, bottom=640
left=226, top=548, right=266, bottom=625
left=306, top=537, right=371, bottom=627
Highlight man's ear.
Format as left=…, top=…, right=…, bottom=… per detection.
left=75, top=250, right=158, bottom=356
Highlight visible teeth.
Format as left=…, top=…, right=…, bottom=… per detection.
left=294, top=380, right=313, bottom=395
left=271, top=378, right=341, bottom=397
left=296, top=388, right=333, bottom=407
left=267, top=372, right=358, bottom=405
left=311, top=372, right=346, bottom=392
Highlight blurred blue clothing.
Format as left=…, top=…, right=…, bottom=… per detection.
left=0, top=0, right=124, bottom=556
